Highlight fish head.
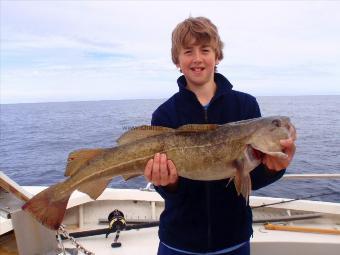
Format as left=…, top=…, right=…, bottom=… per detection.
left=249, top=116, right=296, bottom=159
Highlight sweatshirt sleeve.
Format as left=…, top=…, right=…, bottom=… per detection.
left=246, top=96, right=286, bottom=190
left=151, top=108, right=170, bottom=127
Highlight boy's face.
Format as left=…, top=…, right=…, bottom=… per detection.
left=176, top=42, right=219, bottom=88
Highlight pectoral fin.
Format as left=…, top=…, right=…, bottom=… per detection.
left=232, top=145, right=261, bottom=203
left=233, top=158, right=252, bottom=204
left=77, top=179, right=111, bottom=200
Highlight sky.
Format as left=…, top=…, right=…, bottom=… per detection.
left=1, top=1, right=340, bottom=104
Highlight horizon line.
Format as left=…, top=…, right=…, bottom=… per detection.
left=1, top=94, right=340, bottom=106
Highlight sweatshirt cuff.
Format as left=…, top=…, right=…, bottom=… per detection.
left=154, top=177, right=186, bottom=200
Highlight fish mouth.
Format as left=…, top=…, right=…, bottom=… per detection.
left=252, top=148, right=265, bottom=160
left=250, top=145, right=288, bottom=160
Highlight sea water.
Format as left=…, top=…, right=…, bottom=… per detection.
left=0, top=96, right=339, bottom=202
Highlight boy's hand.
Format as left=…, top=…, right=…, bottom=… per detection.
left=263, top=121, right=297, bottom=172
left=144, top=153, right=178, bottom=189
left=262, top=138, right=296, bottom=171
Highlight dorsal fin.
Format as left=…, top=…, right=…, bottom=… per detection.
left=117, top=125, right=174, bottom=145
left=177, top=124, right=220, bottom=132
left=65, top=149, right=104, bottom=177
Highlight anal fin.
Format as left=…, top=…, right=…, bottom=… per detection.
left=122, top=173, right=141, bottom=181
left=77, top=179, right=111, bottom=200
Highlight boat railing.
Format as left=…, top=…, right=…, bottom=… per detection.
left=282, top=173, right=340, bottom=180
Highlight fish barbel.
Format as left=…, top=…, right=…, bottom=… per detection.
left=22, top=116, right=296, bottom=230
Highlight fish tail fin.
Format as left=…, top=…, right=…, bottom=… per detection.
left=22, top=183, right=71, bottom=230
left=233, top=159, right=253, bottom=204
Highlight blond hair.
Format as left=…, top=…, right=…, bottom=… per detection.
left=171, top=17, right=224, bottom=65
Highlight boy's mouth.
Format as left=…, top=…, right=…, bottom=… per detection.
left=190, top=67, right=205, bottom=73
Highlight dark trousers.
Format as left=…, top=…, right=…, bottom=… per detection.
left=157, top=242, right=250, bottom=255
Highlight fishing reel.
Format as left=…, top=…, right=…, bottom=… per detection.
left=105, top=209, right=127, bottom=248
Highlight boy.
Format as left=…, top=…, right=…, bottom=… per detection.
left=144, top=17, right=296, bottom=255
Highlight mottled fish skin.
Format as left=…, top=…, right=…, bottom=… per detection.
left=22, top=116, right=295, bottom=230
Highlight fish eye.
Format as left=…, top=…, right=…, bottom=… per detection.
left=272, top=119, right=281, bottom=127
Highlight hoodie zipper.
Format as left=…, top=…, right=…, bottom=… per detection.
left=206, top=183, right=212, bottom=250
left=204, top=108, right=208, bottom=123
left=203, top=106, right=212, bottom=250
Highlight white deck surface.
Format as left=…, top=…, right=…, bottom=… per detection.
left=21, top=186, right=340, bottom=255
left=62, top=224, right=340, bottom=255
left=63, top=227, right=159, bottom=255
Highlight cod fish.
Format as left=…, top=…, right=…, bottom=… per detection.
left=23, top=116, right=295, bottom=230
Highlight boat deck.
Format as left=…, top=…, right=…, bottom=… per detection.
left=2, top=223, right=339, bottom=255
left=1, top=173, right=339, bottom=255
left=60, top=223, right=340, bottom=255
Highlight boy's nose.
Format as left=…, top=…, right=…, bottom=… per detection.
left=193, top=51, right=202, bottom=62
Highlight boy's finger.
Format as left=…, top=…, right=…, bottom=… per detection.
left=167, top=160, right=178, bottom=184
left=152, top=153, right=160, bottom=185
left=144, top=159, right=153, bottom=181
left=288, top=123, right=297, bottom=140
left=280, top=139, right=296, bottom=158
left=280, top=138, right=293, bottom=147
left=160, top=154, right=168, bottom=186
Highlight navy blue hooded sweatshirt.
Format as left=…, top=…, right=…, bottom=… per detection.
left=152, top=73, right=285, bottom=253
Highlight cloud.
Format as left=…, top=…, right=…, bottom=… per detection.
left=1, top=1, right=340, bottom=103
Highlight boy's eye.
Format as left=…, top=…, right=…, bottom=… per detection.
left=184, top=50, right=192, bottom=54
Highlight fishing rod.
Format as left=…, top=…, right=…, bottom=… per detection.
left=251, top=190, right=339, bottom=209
